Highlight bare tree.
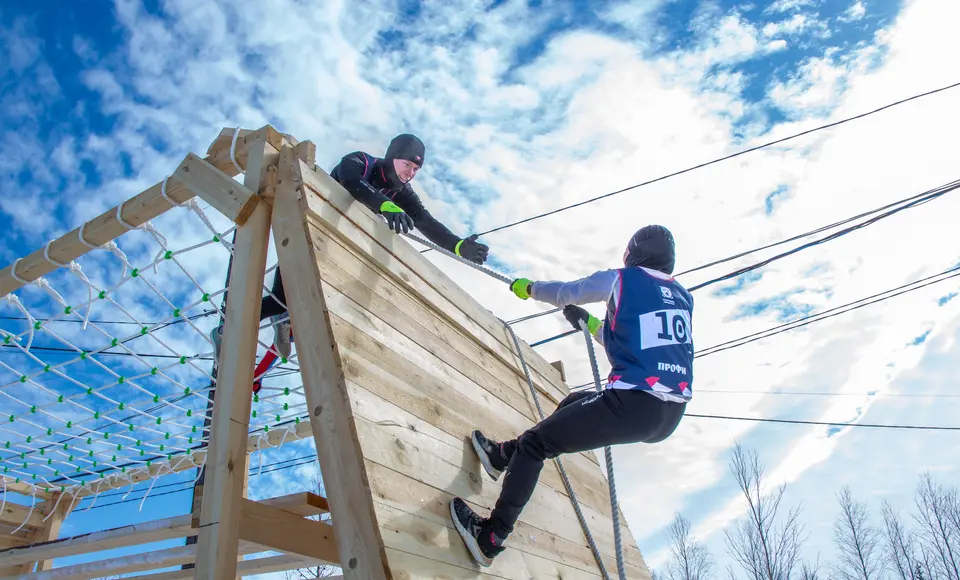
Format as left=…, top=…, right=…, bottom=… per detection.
left=882, top=499, right=921, bottom=580
left=800, top=555, right=824, bottom=580
left=662, top=512, right=716, bottom=580
left=284, top=467, right=341, bottom=579
left=833, top=485, right=886, bottom=580
left=912, top=473, right=960, bottom=580
left=723, top=442, right=807, bottom=580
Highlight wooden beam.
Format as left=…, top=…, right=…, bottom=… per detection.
left=137, top=554, right=340, bottom=580
left=0, top=420, right=313, bottom=500
left=0, top=502, right=48, bottom=530
left=272, top=144, right=389, bottom=580
left=204, top=125, right=289, bottom=178
left=193, top=136, right=276, bottom=580
left=173, top=153, right=258, bottom=226
left=259, top=491, right=330, bottom=517
left=0, top=515, right=193, bottom=568
left=550, top=360, right=566, bottom=382
left=3, top=541, right=264, bottom=580
left=294, top=140, right=316, bottom=167
left=15, top=492, right=72, bottom=574
left=238, top=498, right=339, bottom=563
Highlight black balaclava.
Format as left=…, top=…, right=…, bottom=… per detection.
left=383, top=133, right=425, bottom=189
left=623, top=225, right=676, bottom=274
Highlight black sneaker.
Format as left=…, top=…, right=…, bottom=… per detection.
left=471, top=430, right=508, bottom=482
left=449, top=498, right=505, bottom=567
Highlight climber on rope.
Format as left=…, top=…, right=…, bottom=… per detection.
left=449, top=225, right=695, bottom=568
left=210, top=133, right=491, bottom=371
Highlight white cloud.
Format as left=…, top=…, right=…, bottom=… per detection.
left=4, top=0, right=960, bottom=576
left=840, top=1, right=868, bottom=22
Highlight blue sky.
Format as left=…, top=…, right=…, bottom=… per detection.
left=2, top=0, right=960, bottom=578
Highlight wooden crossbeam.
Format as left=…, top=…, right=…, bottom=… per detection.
left=237, top=498, right=339, bottom=563
left=0, top=515, right=194, bottom=568
left=136, top=554, right=341, bottom=580
left=0, top=502, right=47, bottom=530
left=2, top=541, right=264, bottom=580
left=172, top=153, right=258, bottom=225
left=260, top=491, right=330, bottom=517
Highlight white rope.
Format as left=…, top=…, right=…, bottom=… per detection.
left=43, top=241, right=68, bottom=268
left=68, top=261, right=95, bottom=329
left=139, top=464, right=172, bottom=511
left=11, top=486, right=38, bottom=535
left=10, top=258, right=28, bottom=285
left=5, top=293, right=35, bottom=352
left=230, top=126, right=243, bottom=174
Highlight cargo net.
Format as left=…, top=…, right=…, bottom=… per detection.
left=0, top=196, right=305, bottom=518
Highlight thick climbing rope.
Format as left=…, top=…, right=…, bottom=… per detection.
left=402, top=230, right=625, bottom=580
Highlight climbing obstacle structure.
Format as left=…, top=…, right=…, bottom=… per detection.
left=0, top=125, right=650, bottom=578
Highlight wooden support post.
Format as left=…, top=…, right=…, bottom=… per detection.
left=550, top=360, right=567, bottom=382
left=271, top=144, right=389, bottom=580
left=193, top=136, right=277, bottom=580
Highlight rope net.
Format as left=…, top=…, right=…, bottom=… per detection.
left=0, top=195, right=307, bottom=511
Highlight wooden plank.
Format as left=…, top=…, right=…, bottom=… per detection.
left=3, top=419, right=313, bottom=501
left=259, top=491, right=330, bottom=517
left=141, top=554, right=340, bottom=580
left=173, top=153, right=259, bottom=226
left=271, top=144, right=389, bottom=580
left=0, top=515, right=193, bottom=568
left=194, top=137, right=276, bottom=580
left=294, top=140, right=317, bottom=167
left=304, top=220, right=558, bottom=426
left=0, top=480, right=53, bottom=500
left=5, top=541, right=264, bottom=580
left=30, top=492, right=71, bottom=573
left=0, top=502, right=47, bottom=530
left=551, top=360, right=566, bottom=382
left=296, top=167, right=567, bottom=407
left=204, top=125, right=288, bottom=178
left=297, top=160, right=567, bottom=399
left=323, top=290, right=616, bottom=519
left=237, top=498, right=339, bottom=562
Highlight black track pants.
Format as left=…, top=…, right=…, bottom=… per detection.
left=259, top=270, right=287, bottom=321
left=489, top=388, right=686, bottom=537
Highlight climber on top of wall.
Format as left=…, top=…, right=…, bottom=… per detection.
left=210, top=132, right=491, bottom=363
left=449, top=224, right=695, bottom=568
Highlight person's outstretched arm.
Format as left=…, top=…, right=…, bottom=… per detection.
left=333, top=152, right=393, bottom=213
left=395, top=186, right=489, bottom=263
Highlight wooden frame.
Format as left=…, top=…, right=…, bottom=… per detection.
left=0, top=125, right=649, bottom=579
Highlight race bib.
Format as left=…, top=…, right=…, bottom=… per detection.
left=638, top=309, right=692, bottom=349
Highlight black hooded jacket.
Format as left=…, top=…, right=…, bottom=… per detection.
left=329, top=152, right=461, bottom=253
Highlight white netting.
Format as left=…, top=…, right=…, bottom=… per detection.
left=0, top=193, right=307, bottom=507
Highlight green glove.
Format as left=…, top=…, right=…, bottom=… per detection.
left=563, top=305, right=601, bottom=335
left=510, top=278, right=533, bottom=300
left=380, top=201, right=414, bottom=234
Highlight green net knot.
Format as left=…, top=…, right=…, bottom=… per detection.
left=34, top=321, right=42, bottom=330
left=253, top=394, right=259, bottom=403
left=283, top=403, right=288, bottom=411
left=118, top=401, right=125, bottom=410
left=19, top=375, right=26, bottom=383
left=64, top=305, right=72, bottom=314
left=80, top=352, right=87, bottom=360
left=159, top=444, right=165, bottom=451
left=40, top=448, right=45, bottom=455
left=186, top=409, right=192, bottom=417
left=7, top=415, right=13, bottom=423
left=213, top=235, right=220, bottom=242
left=156, top=417, right=162, bottom=425
left=173, top=308, right=181, bottom=318
left=179, top=356, right=187, bottom=364
left=284, top=387, right=290, bottom=396
left=3, top=335, right=9, bottom=344
left=128, top=424, right=135, bottom=431
left=140, top=449, right=145, bottom=456
left=86, top=387, right=93, bottom=395
left=30, top=405, right=37, bottom=413
left=131, top=268, right=139, bottom=277
left=281, top=356, right=288, bottom=364
left=112, top=455, right=117, bottom=462
left=94, top=411, right=100, bottom=419
left=3, top=441, right=8, bottom=448
left=165, top=432, right=170, bottom=440
left=202, top=293, right=210, bottom=302
left=184, top=387, right=191, bottom=395
left=188, top=436, right=194, bottom=444
left=192, top=425, right=198, bottom=433
left=46, top=428, right=52, bottom=436
left=136, top=439, right=142, bottom=447
left=164, top=250, right=173, bottom=260
left=111, top=338, right=119, bottom=347
left=43, top=365, right=51, bottom=373
left=57, top=395, right=63, bottom=403
left=88, top=450, right=93, bottom=457
left=295, top=417, right=300, bottom=424
left=264, top=425, right=270, bottom=432
left=98, top=290, right=106, bottom=299
left=63, top=443, right=69, bottom=450
left=104, top=432, right=109, bottom=439
left=140, top=327, right=148, bottom=336
left=117, top=444, right=123, bottom=451
left=86, top=437, right=92, bottom=445
left=251, top=410, right=257, bottom=418
left=151, top=368, right=159, bottom=376
left=121, top=466, right=126, bottom=473
left=153, top=395, right=160, bottom=403
left=66, top=421, right=72, bottom=429
left=275, top=414, right=281, bottom=422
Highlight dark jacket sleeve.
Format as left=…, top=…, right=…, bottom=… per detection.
left=331, top=152, right=390, bottom=214
left=394, top=186, right=462, bottom=252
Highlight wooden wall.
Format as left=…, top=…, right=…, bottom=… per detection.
left=274, top=153, right=651, bottom=579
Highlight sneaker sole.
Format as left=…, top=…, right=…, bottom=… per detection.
left=471, top=431, right=502, bottom=482
left=449, top=499, right=493, bottom=568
